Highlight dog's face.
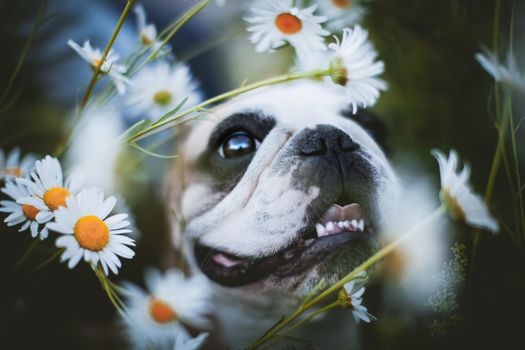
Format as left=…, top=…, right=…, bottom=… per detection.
left=170, top=81, right=399, bottom=296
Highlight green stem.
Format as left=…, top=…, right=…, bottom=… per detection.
left=247, top=205, right=447, bottom=350
left=132, top=0, right=210, bottom=73
left=80, top=0, right=136, bottom=108
left=126, top=69, right=330, bottom=143
left=260, top=301, right=339, bottom=350
left=15, top=238, right=40, bottom=270
left=470, top=0, right=506, bottom=275
left=507, top=94, right=525, bottom=248
left=30, top=248, right=63, bottom=274
left=54, top=0, right=136, bottom=157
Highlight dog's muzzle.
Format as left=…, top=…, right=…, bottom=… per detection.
left=194, top=125, right=380, bottom=287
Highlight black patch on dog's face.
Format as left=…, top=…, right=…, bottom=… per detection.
left=195, top=110, right=275, bottom=189
left=342, top=109, right=389, bottom=153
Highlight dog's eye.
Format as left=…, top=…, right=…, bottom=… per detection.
left=218, top=131, right=260, bottom=158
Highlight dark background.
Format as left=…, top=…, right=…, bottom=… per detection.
left=1, top=0, right=524, bottom=349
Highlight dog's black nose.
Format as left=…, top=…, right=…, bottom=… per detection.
left=298, top=124, right=359, bottom=157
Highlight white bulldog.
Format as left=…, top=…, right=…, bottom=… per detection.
left=168, top=81, right=399, bottom=349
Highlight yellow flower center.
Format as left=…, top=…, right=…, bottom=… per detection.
left=140, top=31, right=154, bottom=46
left=74, top=215, right=110, bottom=251
left=43, top=187, right=71, bottom=211
left=275, top=13, right=302, bottom=34
left=153, top=90, right=173, bottom=106
left=441, top=189, right=466, bottom=222
left=1, top=167, right=22, bottom=177
left=332, top=0, right=351, bottom=8
left=338, top=289, right=353, bottom=309
left=149, top=298, right=178, bottom=324
left=22, top=204, right=40, bottom=221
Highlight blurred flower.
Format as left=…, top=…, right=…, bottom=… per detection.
left=0, top=180, right=49, bottom=240
left=126, top=61, right=202, bottom=121
left=17, top=156, right=83, bottom=225
left=245, top=0, right=329, bottom=53
left=123, top=268, right=211, bottom=349
left=174, top=332, right=209, bottom=350
left=47, top=188, right=135, bottom=275
left=134, top=3, right=165, bottom=51
left=68, top=39, right=131, bottom=94
left=380, top=170, right=449, bottom=310
left=328, top=25, right=387, bottom=113
left=67, top=107, right=123, bottom=193
left=475, top=50, right=525, bottom=91
left=432, top=149, right=499, bottom=233
left=317, top=0, right=366, bottom=31
left=338, top=272, right=375, bottom=323
left=0, top=148, right=36, bottom=181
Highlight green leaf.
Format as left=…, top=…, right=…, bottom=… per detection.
left=152, top=97, right=189, bottom=126
left=120, top=119, right=151, bottom=141
left=129, top=142, right=178, bottom=159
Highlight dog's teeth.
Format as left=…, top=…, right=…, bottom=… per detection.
left=305, top=238, right=315, bottom=246
left=343, top=220, right=350, bottom=228
left=358, top=219, right=365, bottom=231
left=351, top=220, right=358, bottom=229
left=337, top=221, right=345, bottom=229
left=326, top=222, right=335, bottom=232
left=315, top=223, right=325, bottom=237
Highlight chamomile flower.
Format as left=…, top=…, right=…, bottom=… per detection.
left=174, top=331, right=209, bottom=350
left=432, top=149, right=499, bottom=233
left=123, top=268, right=211, bottom=349
left=338, top=272, right=375, bottom=323
left=17, top=156, right=83, bottom=225
left=0, top=147, right=36, bottom=181
left=0, top=180, right=49, bottom=240
left=328, top=25, right=387, bottom=113
left=245, top=0, right=329, bottom=53
left=317, top=0, right=367, bottom=31
left=126, top=61, right=202, bottom=121
left=134, top=3, right=165, bottom=51
left=46, top=188, right=135, bottom=275
left=68, top=39, right=131, bottom=94
left=475, top=50, right=525, bottom=91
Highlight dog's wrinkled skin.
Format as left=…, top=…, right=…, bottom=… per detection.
left=168, top=81, right=399, bottom=349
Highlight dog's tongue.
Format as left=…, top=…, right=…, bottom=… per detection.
left=320, top=203, right=363, bottom=225
left=212, top=253, right=244, bottom=268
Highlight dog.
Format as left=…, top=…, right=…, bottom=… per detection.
left=168, top=80, right=399, bottom=349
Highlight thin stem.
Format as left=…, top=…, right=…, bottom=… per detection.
left=247, top=205, right=446, bottom=350
left=126, top=69, right=330, bottom=143
left=261, top=301, right=339, bottom=350
left=54, top=0, right=136, bottom=157
left=80, top=0, right=136, bottom=108
left=282, top=302, right=339, bottom=337
left=15, top=238, right=40, bottom=270
left=507, top=94, right=525, bottom=248
left=132, top=0, right=210, bottom=73
left=469, top=0, right=506, bottom=275
left=30, top=248, right=63, bottom=274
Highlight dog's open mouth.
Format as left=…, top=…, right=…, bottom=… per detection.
left=194, top=202, right=374, bottom=287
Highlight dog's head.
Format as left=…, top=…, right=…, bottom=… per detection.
left=169, top=81, right=399, bottom=296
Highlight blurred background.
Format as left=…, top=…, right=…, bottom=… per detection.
left=1, top=0, right=524, bottom=349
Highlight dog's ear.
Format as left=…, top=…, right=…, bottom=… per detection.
left=342, top=109, right=389, bottom=153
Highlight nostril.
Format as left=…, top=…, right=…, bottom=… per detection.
left=338, top=135, right=360, bottom=152
left=299, top=138, right=327, bottom=156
